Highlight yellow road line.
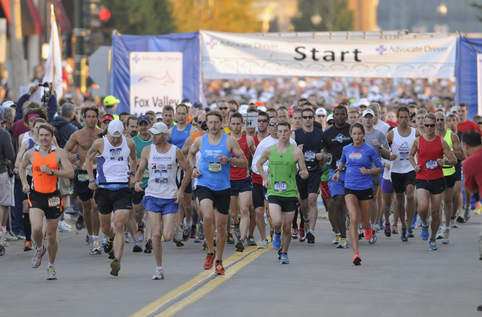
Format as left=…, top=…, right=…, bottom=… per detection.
left=130, top=246, right=258, bottom=317
left=155, top=246, right=272, bottom=317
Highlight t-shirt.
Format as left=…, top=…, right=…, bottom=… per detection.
left=364, top=128, right=388, bottom=158
left=462, top=148, right=482, bottom=197
left=457, top=120, right=481, bottom=139
left=322, top=123, right=352, bottom=170
left=251, top=135, right=297, bottom=176
left=340, top=143, right=383, bottom=190
left=374, top=120, right=390, bottom=135
left=295, top=127, right=323, bottom=171
left=133, top=135, right=152, bottom=188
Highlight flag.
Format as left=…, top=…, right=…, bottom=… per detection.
left=43, top=4, right=63, bottom=99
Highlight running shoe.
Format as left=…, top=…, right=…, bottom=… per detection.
left=24, top=241, right=32, bottom=251
left=299, top=227, right=305, bottom=242
left=75, top=215, right=84, bottom=230
left=306, top=231, right=315, bottom=244
left=401, top=228, right=408, bottom=242
left=110, top=259, right=120, bottom=277
left=32, top=246, right=46, bottom=268
left=133, top=243, right=143, bottom=253
left=47, top=265, right=57, bottom=280
left=58, top=220, right=72, bottom=232
left=392, top=224, right=398, bottom=234
left=375, top=223, right=381, bottom=232
left=368, top=231, right=377, bottom=244
left=384, top=223, right=391, bottom=237
left=104, top=237, right=114, bottom=254
left=89, top=239, right=102, bottom=255
left=235, top=240, right=245, bottom=252
left=0, top=245, right=4, bottom=256
left=174, top=225, right=183, bottom=242
left=450, top=218, right=458, bottom=228
left=247, top=237, right=257, bottom=246
left=144, top=239, right=152, bottom=254
left=456, top=215, right=465, bottom=223
left=182, top=225, right=191, bottom=241
left=215, top=260, right=225, bottom=275
left=175, top=241, right=184, bottom=247
left=337, top=238, right=347, bottom=248
left=353, top=253, right=361, bottom=266
left=332, top=234, right=341, bottom=245
left=257, top=239, right=269, bottom=249
left=436, top=227, right=444, bottom=240
left=421, top=225, right=429, bottom=241
left=203, top=252, right=215, bottom=270
left=407, top=228, right=415, bottom=238
left=442, top=229, right=450, bottom=245
left=125, top=232, right=133, bottom=244
left=292, top=227, right=298, bottom=239
left=226, top=233, right=234, bottom=244
left=272, top=232, right=281, bottom=250
left=364, top=228, right=373, bottom=241
left=198, top=224, right=205, bottom=241
left=411, top=212, right=418, bottom=229
left=279, top=253, right=289, bottom=264
left=429, top=239, right=438, bottom=251
left=463, top=208, right=471, bottom=223
left=152, top=268, right=165, bottom=280
left=5, top=231, right=18, bottom=241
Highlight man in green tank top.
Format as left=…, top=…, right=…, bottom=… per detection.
left=256, top=121, right=308, bottom=264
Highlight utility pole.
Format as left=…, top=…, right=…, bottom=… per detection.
left=73, top=0, right=84, bottom=88
left=9, top=0, right=28, bottom=99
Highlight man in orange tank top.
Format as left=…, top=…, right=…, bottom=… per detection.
left=19, top=124, right=74, bottom=280
left=409, top=113, right=456, bottom=251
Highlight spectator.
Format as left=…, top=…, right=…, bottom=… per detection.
left=51, top=103, right=78, bottom=148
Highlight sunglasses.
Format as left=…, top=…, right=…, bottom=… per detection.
left=302, top=116, right=313, bottom=119
left=477, top=122, right=482, bottom=125
left=258, top=119, right=268, bottom=123
left=219, top=107, right=228, bottom=110
left=436, top=119, right=444, bottom=122
left=317, top=115, right=326, bottom=117
left=269, top=122, right=278, bottom=127
left=424, top=124, right=435, bottom=128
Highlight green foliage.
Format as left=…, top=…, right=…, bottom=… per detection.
left=292, top=0, right=353, bottom=32
left=470, top=2, right=482, bottom=22
left=101, top=0, right=176, bottom=35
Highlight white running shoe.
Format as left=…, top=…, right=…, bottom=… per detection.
left=47, top=265, right=57, bottom=280
left=58, top=220, right=72, bottom=232
left=332, top=234, right=341, bottom=245
left=257, top=239, right=269, bottom=249
left=32, top=246, right=46, bottom=268
left=152, top=268, right=165, bottom=280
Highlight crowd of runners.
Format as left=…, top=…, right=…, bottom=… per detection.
left=0, top=90, right=481, bottom=280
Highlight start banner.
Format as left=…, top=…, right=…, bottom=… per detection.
left=201, top=31, right=456, bottom=79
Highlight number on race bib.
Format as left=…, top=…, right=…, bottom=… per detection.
left=48, top=196, right=61, bottom=208
left=304, top=151, right=316, bottom=162
left=274, top=181, right=287, bottom=192
left=208, top=162, right=222, bottom=173
left=425, top=160, right=438, bottom=170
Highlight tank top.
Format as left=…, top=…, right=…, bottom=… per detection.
left=391, top=127, right=416, bottom=174
left=32, top=146, right=58, bottom=194
left=22, top=131, right=31, bottom=144
left=191, top=131, right=203, bottom=142
left=442, top=130, right=455, bottom=176
left=230, top=133, right=249, bottom=180
left=96, top=136, right=130, bottom=187
left=171, top=124, right=191, bottom=149
left=267, top=144, right=297, bottom=198
left=252, top=134, right=263, bottom=184
left=197, top=133, right=231, bottom=191
left=416, top=135, right=444, bottom=180
left=145, top=144, right=178, bottom=199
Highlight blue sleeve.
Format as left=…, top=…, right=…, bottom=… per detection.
left=340, top=146, right=347, bottom=164
left=47, top=95, right=58, bottom=122
left=371, top=147, right=383, bottom=169
left=15, top=93, right=30, bottom=121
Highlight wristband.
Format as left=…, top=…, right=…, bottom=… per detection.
left=89, top=179, right=96, bottom=183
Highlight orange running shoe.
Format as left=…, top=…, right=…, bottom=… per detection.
left=215, top=260, right=225, bottom=275
left=364, top=228, right=373, bottom=241
left=203, top=252, right=215, bottom=270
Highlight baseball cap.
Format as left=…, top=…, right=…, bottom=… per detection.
left=326, top=113, right=334, bottom=123
left=315, top=107, right=327, bottom=116
left=101, top=114, right=114, bottom=123
left=103, top=95, right=120, bottom=107
left=358, top=98, right=370, bottom=108
left=138, top=115, right=151, bottom=124
left=362, top=109, right=375, bottom=117
left=149, top=122, right=169, bottom=135
left=107, top=119, right=124, bottom=137
left=155, top=113, right=163, bottom=120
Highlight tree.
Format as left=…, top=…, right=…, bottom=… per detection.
left=100, top=0, right=176, bottom=35
left=470, top=2, right=482, bottom=22
left=169, top=0, right=262, bottom=33
left=291, top=0, right=353, bottom=32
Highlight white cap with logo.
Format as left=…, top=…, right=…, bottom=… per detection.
left=108, top=119, right=124, bottom=137
left=362, top=109, right=375, bottom=117
left=149, top=122, right=169, bottom=135
left=315, top=107, right=327, bottom=116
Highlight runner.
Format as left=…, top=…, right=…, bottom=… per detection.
left=256, top=121, right=309, bottom=264
left=387, top=106, right=418, bottom=241
left=162, top=106, right=175, bottom=129
left=228, top=112, right=255, bottom=252
left=295, top=107, right=325, bottom=244
left=322, top=105, right=352, bottom=248
left=19, top=124, right=74, bottom=279
left=64, top=106, right=103, bottom=255
left=332, top=123, right=383, bottom=265
left=409, top=113, right=456, bottom=251
left=134, top=122, right=191, bottom=279
left=435, top=111, right=464, bottom=244
left=188, top=110, right=248, bottom=275
left=85, top=119, right=137, bottom=276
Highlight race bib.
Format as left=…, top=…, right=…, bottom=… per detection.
left=304, top=151, right=316, bottom=162
left=274, top=181, right=287, bottom=192
left=48, top=196, right=61, bottom=208
left=154, top=169, right=169, bottom=184
left=399, top=151, right=409, bottom=161
left=208, top=162, right=222, bottom=173
left=425, top=160, right=438, bottom=170
left=142, top=168, right=150, bottom=179
left=77, top=173, right=89, bottom=182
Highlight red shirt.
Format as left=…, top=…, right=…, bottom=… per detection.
left=462, top=148, right=482, bottom=197
left=416, top=135, right=444, bottom=180
left=230, top=133, right=249, bottom=180
left=12, top=119, right=29, bottom=140
left=457, top=120, right=481, bottom=134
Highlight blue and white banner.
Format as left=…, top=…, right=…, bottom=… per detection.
left=201, top=31, right=456, bottom=79
left=478, top=53, right=482, bottom=115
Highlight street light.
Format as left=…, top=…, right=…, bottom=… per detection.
left=437, top=3, right=448, bottom=16
left=311, top=14, right=322, bottom=25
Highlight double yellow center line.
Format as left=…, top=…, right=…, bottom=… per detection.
left=130, top=245, right=272, bottom=317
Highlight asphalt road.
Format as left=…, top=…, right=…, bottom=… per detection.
left=1, top=214, right=481, bottom=317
